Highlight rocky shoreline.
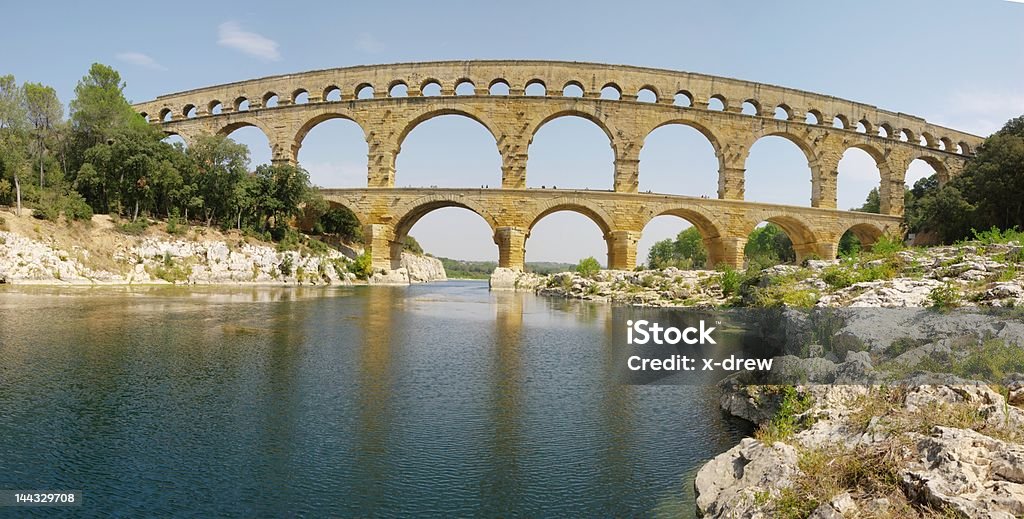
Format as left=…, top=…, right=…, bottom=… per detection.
left=0, top=212, right=445, bottom=286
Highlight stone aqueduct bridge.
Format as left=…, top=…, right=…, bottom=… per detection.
left=134, top=61, right=983, bottom=270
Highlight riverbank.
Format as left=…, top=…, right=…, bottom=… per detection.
left=0, top=210, right=446, bottom=286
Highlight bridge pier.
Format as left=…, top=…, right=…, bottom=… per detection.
left=706, top=236, right=746, bottom=269
left=792, top=241, right=839, bottom=264
left=362, top=223, right=394, bottom=270
left=494, top=226, right=528, bottom=270
left=606, top=230, right=640, bottom=270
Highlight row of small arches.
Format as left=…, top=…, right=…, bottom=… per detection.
left=144, top=77, right=972, bottom=155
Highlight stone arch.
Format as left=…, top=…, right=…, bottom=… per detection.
left=526, top=198, right=615, bottom=236
left=910, top=154, right=950, bottom=185
left=528, top=109, right=615, bottom=146
left=262, top=91, right=278, bottom=107
left=524, top=78, right=547, bottom=96
left=182, top=104, right=196, bottom=118
left=395, top=108, right=500, bottom=149
left=295, top=111, right=369, bottom=147
left=644, top=119, right=722, bottom=157
left=389, top=195, right=500, bottom=268
left=834, top=221, right=885, bottom=249
left=216, top=119, right=276, bottom=141
left=744, top=212, right=821, bottom=262
left=321, top=197, right=368, bottom=227
left=640, top=205, right=729, bottom=267
left=746, top=131, right=820, bottom=202
left=291, top=88, right=309, bottom=104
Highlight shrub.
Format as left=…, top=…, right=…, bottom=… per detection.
left=278, top=254, right=294, bottom=277
left=348, top=253, right=373, bottom=280
left=403, top=235, right=423, bottom=254
left=928, top=283, right=962, bottom=310
left=575, top=256, right=601, bottom=278
left=719, top=266, right=743, bottom=297
left=166, top=209, right=185, bottom=235
left=755, top=386, right=814, bottom=443
left=969, top=226, right=1024, bottom=245
left=32, top=192, right=61, bottom=221
left=869, top=234, right=904, bottom=256
left=117, top=219, right=150, bottom=235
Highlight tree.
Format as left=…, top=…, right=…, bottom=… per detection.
left=69, top=63, right=144, bottom=170
left=745, top=223, right=795, bottom=266
left=22, top=82, right=62, bottom=187
left=576, top=256, right=601, bottom=277
left=647, top=227, right=708, bottom=269
left=186, top=135, right=249, bottom=226
left=0, top=75, right=27, bottom=214
left=852, top=187, right=880, bottom=213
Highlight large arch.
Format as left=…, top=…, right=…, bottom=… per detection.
left=526, top=112, right=615, bottom=190
left=837, top=144, right=884, bottom=211
left=637, top=207, right=725, bottom=269
left=743, top=213, right=819, bottom=264
left=394, top=113, right=502, bottom=188
left=744, top=132, right=816, bottom=207
left=526, top=208, right=610, bottom=267
left=389, top=196, right=500, bottom=267
left=638, top=121, right=722, bottom=197
left=217, top=122, right=273, bottom=168
left=295, top=115, right=369, bottom=188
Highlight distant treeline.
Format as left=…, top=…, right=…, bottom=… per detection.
left=438, top=257, right=575, bottom=279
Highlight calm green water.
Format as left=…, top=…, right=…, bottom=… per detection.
left=0, top=281, right=750, bottom=517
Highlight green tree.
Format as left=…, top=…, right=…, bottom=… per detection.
left=576, top=256, right=601, bottom=277
left=22, top=82, right=63, bottom=188
left=185, top=135, right=249, bottom=226
left=852, top=187, right=880, bottom=213
left=69, top=63, right=142, bottom=150
left=0, top=75, right=28, bottom=214
left=647, top=227, right=708, bottom=269
left=745, top=223, right=795, bottom=266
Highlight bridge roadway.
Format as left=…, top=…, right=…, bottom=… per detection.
left=318, top=187, right=901, bottom=270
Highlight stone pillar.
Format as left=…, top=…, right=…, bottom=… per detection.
left=363, top=223, right=394, bottom=270
left=501, top=153, right=527, bottom=189
left=717, top=167, right=745, bottom=200
left=270, top=133, right=298, bottom=166
left=367, top=142, right=398, bottom=188
left=792, top=241, right=837, bottom=263
left=494, top=226, right=528, bottom=270
left=613, top=141, right=640, bottom=193
left=706, top=236, right=746, bottom=269
left=811, top=152, right=840, bottom=209
left=605, top=230, right=640, bottom=271
left=880, top=153, right=911, bottom=216
left=717, top=141, right=750, bottom=200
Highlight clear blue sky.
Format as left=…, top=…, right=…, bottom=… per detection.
left=4, top=0, right=1023, bottom=264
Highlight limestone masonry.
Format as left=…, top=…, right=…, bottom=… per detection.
left=134, top=61, right=983, bottom=271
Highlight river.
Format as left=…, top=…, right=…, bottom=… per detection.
left=0, top=281, right=751, bottom=517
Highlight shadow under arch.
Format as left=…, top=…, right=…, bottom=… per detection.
left=389, top=196, right=499, bottom=268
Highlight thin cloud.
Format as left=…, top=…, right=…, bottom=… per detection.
left=354, top=32, right=385, bottom=54
left=218, top=21, right=281, bottom=61
left=115, top=52, right=166, bottom=71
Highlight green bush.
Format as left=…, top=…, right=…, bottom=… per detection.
left=278, top=254, right=294, bottom=277
left=575, top=256, right=601, bottom=278
left=349, top=253, right=373, bottom=280
left=166, top=209, right=185, bottom=235
left=869, top=234, right=904, bottom=256
left=968, top=226, right=1024, bottom=245
left=117, top=219, right=150, bottom=235
left=719, top=266, right=743, bottom=297
left=928, top=283, right=962, bottom=310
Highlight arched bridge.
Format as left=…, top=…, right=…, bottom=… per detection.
left=133, top=60, right=982, bottom=270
